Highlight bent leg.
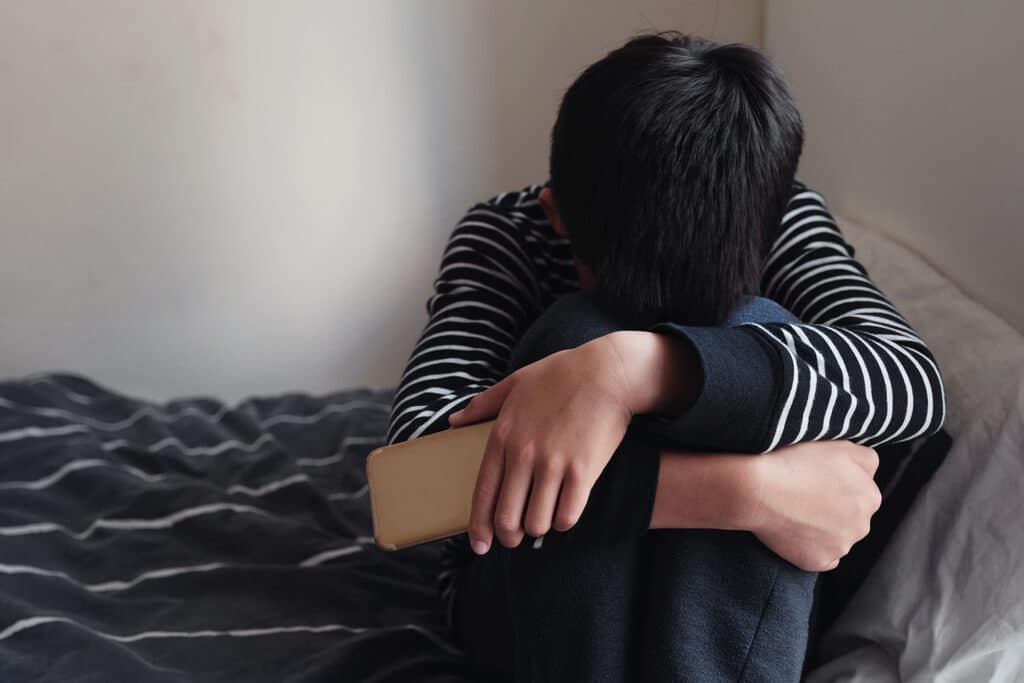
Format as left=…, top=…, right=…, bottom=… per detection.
left=637, top=296, right=816, bottom=683
left=454, top=437, right=653, bottom=683
left=454, top=292, right=658, bottom=682
left=636, top=530, right=816, bottom=682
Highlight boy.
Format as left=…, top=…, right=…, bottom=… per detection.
left=389, top=34, right=944, bottom=681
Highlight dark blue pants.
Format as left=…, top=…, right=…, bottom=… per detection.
left=453, top=293, right=816, bottom=683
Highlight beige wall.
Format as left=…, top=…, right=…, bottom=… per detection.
left=0, top=1, right=760, bottom=400
left=765, top=0, right=1024, bottom=332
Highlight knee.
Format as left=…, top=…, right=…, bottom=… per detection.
left=725, top=296, right=799, bottom=326
left=509, top=292, right=625, bottom=371
left=654, top=528, right=815, bottom=580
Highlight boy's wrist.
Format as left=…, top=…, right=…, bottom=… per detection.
left=603, top=330, right=700, bottom=416
left=650, top=450, right=761, bottom=531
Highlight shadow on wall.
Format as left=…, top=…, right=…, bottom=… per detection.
left=0, top=1, right=758, bottom=401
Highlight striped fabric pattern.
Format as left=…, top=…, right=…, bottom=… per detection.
left=0, top=375, right=462, bottom=682
left=387, top=182, right=946, bottom=610
left=752, top=187, right=946, bottom=450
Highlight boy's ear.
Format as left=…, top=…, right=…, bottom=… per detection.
left=539, top=187, right=569, bottom=239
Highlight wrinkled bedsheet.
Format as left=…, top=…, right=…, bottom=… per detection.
left=804, top=220, right=1024, bottom=682
left=0, top=375, right=466, bottom=682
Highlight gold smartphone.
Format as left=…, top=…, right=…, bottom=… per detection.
left=366, top=420, right=494, bottom=550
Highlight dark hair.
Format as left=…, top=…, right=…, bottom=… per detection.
left=549, top=32, right=803, bottom=326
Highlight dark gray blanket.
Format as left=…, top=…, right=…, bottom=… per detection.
left=0, top=374, right=466, bottom=682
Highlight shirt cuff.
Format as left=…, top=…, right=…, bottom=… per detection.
left=635, top=323, right=782, bottom=454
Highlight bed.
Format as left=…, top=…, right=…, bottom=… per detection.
left=2, top=218, right=1023, bottom=682
left=0, top=382, right=464, bottom=681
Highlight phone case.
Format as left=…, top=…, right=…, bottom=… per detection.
left=366, top=420, right=494, bottom=550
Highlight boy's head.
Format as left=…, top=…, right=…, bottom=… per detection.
left=541, top=32, right=803, bottom=327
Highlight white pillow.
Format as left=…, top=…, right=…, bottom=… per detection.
left=805, top=218, right=1024, bottom=682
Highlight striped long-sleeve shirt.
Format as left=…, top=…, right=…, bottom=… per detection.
left=387, top=181, right=946, bottom=614
left=389, top=182, right=945, bottom=449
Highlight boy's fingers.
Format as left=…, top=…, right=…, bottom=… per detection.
left=449, top=378, right=513, bottom=427
left=468, top=435, right=505, bottom=555
left=523, top=466, right=561, bottom=538
left=493, top=452, right=532, bottom=549
left=854, top=446, right=880, bottom=476
left=552, top=471, right=591, bottom=532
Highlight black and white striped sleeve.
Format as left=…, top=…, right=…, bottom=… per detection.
left=649, top=183, right=945, bottom=453
left=386, top=203, right=542, bottom=445
left=749, top=184, right=946, bottom=449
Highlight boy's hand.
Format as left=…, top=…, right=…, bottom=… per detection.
left=449, top=331, right=697, bottom=554
left=746, top=440, right=882, bottom=572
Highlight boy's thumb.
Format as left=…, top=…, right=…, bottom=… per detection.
left=448, top=378, right=511, bottom=427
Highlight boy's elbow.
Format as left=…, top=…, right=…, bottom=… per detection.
left=916, top=368, right=948, bottom=439
left=927, top=389, right=948, bottom=437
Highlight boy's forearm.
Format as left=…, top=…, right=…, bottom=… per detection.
left=649, top=450, right=759, bottom=531
left=651, top=441, right=883, bottom=573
